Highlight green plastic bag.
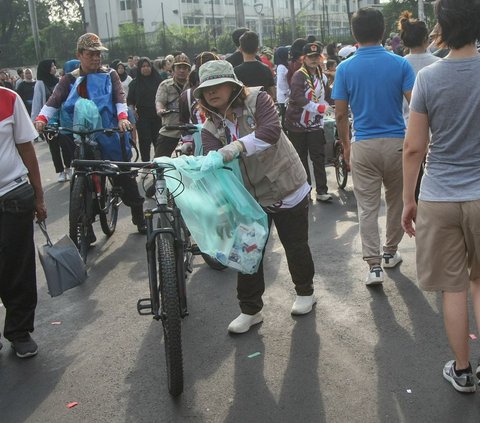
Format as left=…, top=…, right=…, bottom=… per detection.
left=156, top=152, right=268, bottom=274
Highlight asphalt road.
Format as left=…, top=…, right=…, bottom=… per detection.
left=1, top=140, right=480, bottom=423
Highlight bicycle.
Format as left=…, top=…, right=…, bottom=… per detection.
left=44, top=126, right=126, bottom=263
left=72, top=158, right=189, bottom=396
left=323, top=110, right=349, bottom=190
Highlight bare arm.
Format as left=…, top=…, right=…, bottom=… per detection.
left=16, top=142, right=47, bottom=222
left=401, top=110, right=429, bottom=237
left=334, top=99, right=351, bottom=171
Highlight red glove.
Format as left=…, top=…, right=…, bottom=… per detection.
left=317, top=104, right=327, bottom=114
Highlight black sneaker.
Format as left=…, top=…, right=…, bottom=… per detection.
left=443, top=360, right=476, bottom=393
left=476, top=363, right=480, bottom=385
left=11, top=334, right=38, bottom=358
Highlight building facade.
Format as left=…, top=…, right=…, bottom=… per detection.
left=83, top=0, right=380, bottom=44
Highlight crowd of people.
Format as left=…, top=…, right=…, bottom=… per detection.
left=1, top=0, right=480, bottom=397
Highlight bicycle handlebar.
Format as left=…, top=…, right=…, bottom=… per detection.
left=163, top=124, right=199, bottom=133
left=44, top=126, right=125, bottom=137
left=160, top=109, right=179, bottom=116
left=71, top=159, right=176, bottom=171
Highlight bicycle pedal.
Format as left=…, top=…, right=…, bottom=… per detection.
left=137, top=298, right=153, bottom=315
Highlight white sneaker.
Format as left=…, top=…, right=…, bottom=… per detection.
left=228, top=312, right=263, bottom=334
left=316, top=193, right=332, bottom=202
left=383, top=251, right=402, bottom=268
left=57, top=172, right=66, bottom=182
left=366, top=266, right=384, bottom=286
left=64, top=168, right=73, bottom=181
left=291, top=294, right=317, bottom=315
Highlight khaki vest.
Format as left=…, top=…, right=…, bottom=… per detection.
left=204, top=87, right=307, bottom=206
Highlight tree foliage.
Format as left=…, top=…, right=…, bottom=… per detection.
left=0, top=0, right=84, bottom=67
left=381, top=0, right=436, bottom=36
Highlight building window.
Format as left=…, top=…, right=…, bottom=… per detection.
left=120, top=0, right=142, bottom=10
left=183, top=16, right=202, bottom=27
left=181, top=0, right=200, bottom=3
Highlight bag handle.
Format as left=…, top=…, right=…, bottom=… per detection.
left=37, top=221, right=53, bottom=247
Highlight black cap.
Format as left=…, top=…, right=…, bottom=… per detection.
left=302, top=42, right=323, bottom=56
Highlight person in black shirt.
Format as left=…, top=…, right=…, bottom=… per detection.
left=226, top=27, right=249, bottom=67
left=16, top=69, right=36, bottom=115
left=234, top=31, right=276, bottom=100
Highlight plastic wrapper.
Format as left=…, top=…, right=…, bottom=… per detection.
left=156, top=152, right=268, bottom=274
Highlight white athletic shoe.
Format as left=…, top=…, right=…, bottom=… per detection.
left=57, top=172, right=66, bottom=183
left=383, top=251, right=402, bottom=268
left=366, top=266, right=384, bottom=286
left=228, top=312, right=263, bottom=334
left=291, top=295, right=317, bottom=315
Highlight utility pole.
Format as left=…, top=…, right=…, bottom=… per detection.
left=27, top=0, right=41, bottom=62
left=234, top=0, right=246, bottom=27
left=418, top=0, right=425, bottom=21
left=211, top=0, right=217, bottom=48
left=161, top=2, right=167, bottom=55
left=289, top=0, right=297, bottom=41
left=270, top=0, right=276, bottom=45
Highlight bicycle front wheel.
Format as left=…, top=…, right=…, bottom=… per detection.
left=157, top=233, right=183, bottom=396
left=334, top=143, right=348, bottom=190
left=99, top=176, right=119, bottom=236
left=69, top=175, right=89, bottom=263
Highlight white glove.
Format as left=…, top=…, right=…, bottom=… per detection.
left=218, top=141, right=244, bottom=163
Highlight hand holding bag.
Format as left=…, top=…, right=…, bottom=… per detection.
left=37, top=222, right=87, bottom=297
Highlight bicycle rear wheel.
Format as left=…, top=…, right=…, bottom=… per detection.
left=157, top=232, right=183, bottom=396
left=69, top=175, right=90, bottom=263
left=334, top=143, right=348, bottom=190
left=99, top=175, right=119, bottom=236
left=201, top=253, right=227, bottom=271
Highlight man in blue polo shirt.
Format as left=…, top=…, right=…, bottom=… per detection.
left=332, top=7, right=415, bottom=286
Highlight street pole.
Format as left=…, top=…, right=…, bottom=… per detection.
left=234, top=0, right=246, bottom=28
left=161, top=2, right=167, bottom=55
left=254, top=3, right=264, bottom=47
left=418, top=0, right=425, bottom=21
left=27, top=0, right=41, bottom=62
left=270, top=0, right=276, bottom=45
left=289, top=0, right=297, bottom=42
left=211, top=0, right=217, bottom=48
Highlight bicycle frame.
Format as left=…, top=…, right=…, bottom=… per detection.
left=144, top=170, right=189, bottom=320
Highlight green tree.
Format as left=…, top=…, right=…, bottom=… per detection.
left=382, top=1, right=436, bottom=36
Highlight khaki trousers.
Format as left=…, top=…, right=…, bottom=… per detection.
left=351, top=138, right=404, bottom=266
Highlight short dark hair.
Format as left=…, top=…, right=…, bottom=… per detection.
left=397, top=10, right=428, bottom=48
left=435, top=0, right=480, bottom=49
left=232, top=27, right=249, bottom=47
left=239, top=31, right=259, bottom=55
left=326, top=59, right=336, bottom=70
left=351, top=7, right=385, bottom=44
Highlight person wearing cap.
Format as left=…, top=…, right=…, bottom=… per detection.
left=285, top=42, right=333, bottom=203
left=195, top=60, right=316, bottom=334
left=338, top=45, right=357, bottom=60
left=332, top=8, right=415, bottom=286
left=154, top=53, right=191, bottom=158
left=34, top=33, right=146, bottom=235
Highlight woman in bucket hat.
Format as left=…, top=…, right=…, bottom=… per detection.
left=195, top=60, right=316, bottom=334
